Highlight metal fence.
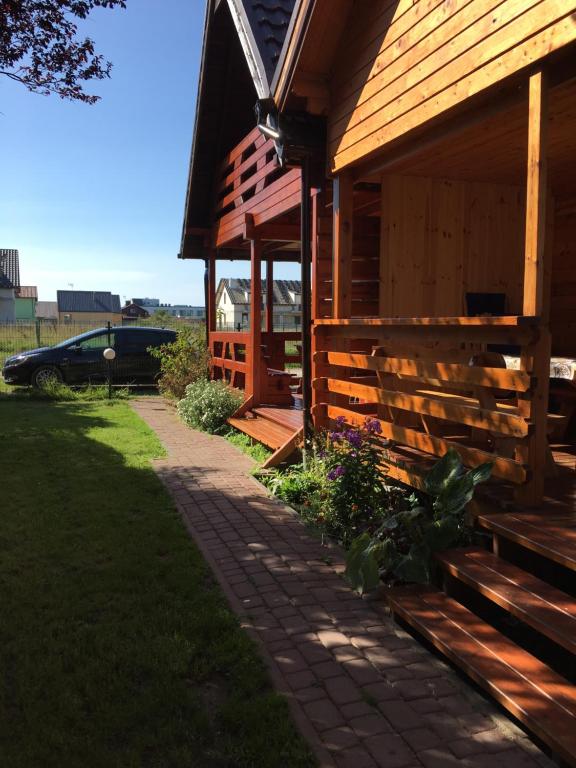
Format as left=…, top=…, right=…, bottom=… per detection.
left=215, top=320, right=303, bottom=332
left=0, top=318, right=204, bottom=366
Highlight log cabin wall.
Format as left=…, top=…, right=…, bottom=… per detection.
left=328, top=0, right=576, bottom=173
left=551, top=206, right=576, bottom=355
left=379, top=175, right=526, bottom=317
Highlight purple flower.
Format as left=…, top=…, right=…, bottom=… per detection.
left=344, top=429, right=362, bottom=449
left=328, top=431, right=343, bottom=443
left=335, top=416, right=346, bottom=427
left=327, top=465, right=346, bottom=481
left=365, top=417, right=382, bottom=435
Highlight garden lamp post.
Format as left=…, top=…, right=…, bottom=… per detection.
left=103, top=347, right=116, bottom=400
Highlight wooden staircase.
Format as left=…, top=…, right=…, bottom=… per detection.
left=228, top=405, right=303, bottom=468
left=386, top=511, right=576, bottom=766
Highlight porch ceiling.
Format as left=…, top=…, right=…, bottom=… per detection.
left=363, top=77, right=576, bottom=202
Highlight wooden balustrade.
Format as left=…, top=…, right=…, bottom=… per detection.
left=213, top=127, right=301, bottom=247
left=312, top=316, right=548, bottom=499
left=209, top=331, right=250, bottom=390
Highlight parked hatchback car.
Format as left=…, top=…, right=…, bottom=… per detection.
left=2, top=327, right=177, bottom=387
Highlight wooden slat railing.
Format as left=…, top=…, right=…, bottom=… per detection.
left=312, top=317, right=547, bottom=497
left=213, top=129, right=301, bottom=247
left=209, top=331, right=249, bottom=390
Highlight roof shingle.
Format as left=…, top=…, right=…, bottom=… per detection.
left=57, top=291, right=121, bottom=314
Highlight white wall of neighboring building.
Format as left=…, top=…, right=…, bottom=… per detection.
left=216, top=283, right=301, bottom=329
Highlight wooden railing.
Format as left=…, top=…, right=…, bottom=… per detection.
left=213, top=127, right=301, bottom=247
left=261, top=331, right=301, bottom=371
left=312, top=316, right=548, bottom=502
left=209, top=331, right=250, bottom=390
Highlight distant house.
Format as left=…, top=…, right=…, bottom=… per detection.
left=0, top=249, right=21, bottom=288
left=154, top=304, right=205, bottom=319
left=0, top=271, right=15, bottom=322
left=122, top=301, right=150, bottom=320
left=15, top=286, right=38, bottom=321
left=56, top=290, right=122, bottom=324
left=216, top=279, right=301, bottom=329
left=36, top=301, right=58, bottom=320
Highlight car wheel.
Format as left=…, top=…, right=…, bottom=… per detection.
left=32, top=365, right=63, bottom=388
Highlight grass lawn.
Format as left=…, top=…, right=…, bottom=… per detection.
left=0, top=397, right=316, bottom=768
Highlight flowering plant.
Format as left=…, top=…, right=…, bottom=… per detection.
left=316, top=416, right=390, bottom=547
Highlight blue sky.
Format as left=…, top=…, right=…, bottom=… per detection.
left=0, top=0, right=297, bottom=306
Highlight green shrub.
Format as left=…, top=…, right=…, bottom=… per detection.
left=149, top=326, right=209, bottom=399
left=345, top=448, right=492, bottom=593
left=177, top=379, right=243, bottom=434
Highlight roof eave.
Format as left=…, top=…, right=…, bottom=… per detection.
left=270, top=0, right=314, bottom=108
left=226, top=0, right=269, bottom=98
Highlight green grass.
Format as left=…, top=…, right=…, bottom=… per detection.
left=0, top=399, right=316, bottom=768
left=223, top=428, right=273, bottom=464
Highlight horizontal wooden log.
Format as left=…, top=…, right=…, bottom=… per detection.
left=317, top=403, right=526, bottom=484
left=219, top=127, right=261, bottom=173
left=313, top=323, right=537, bottom=346
left=316, top=350, right=532, bottom=392
left=315, top=315, right=538, bottom=327
left=219, top=136, right=270, bottom=191
left=313, top=377, right=530, bottom=437
left=211, top=357, right=247, bottom=374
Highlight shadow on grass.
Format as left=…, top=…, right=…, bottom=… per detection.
left=0, top=399, right=316, bottom=768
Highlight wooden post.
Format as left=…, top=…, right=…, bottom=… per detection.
left=207, top=252, right=216, bottom=333
left=249, top=239, right=263, bottom=404
left=333, top=173, right=353, bottom=319
left=516, top=69, right=551, bottom=506
left=266, top=258, right=274, bottom=333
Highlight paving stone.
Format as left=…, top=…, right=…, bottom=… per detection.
left=303, top=698, right=345, bottom=731
left=335, top=746, right=378, bottom=768
left=317, top=630, right=351, bottom=650
left=349, top=714, right=392, bottom=738
left=321, top=726, right=360, bottom=752
left=325, top=676, right=362, bottom=706
left=378, top=701, right=425, bottom=732
left=342, top=658, right=382, bottom=687
left=402, top=727, right=443, bottom=752
left=365, top=732, right=417, bottom=768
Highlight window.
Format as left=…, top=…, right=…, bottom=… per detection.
left=77, top=333, right=114, bottom=351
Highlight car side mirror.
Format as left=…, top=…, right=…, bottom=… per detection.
left=69, top=344, right=82, bottom=354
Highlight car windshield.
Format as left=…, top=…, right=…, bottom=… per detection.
left=53, top=329, right=109, bottom=349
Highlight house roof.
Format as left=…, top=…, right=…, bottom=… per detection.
left=217, top=277, right=301, bottom=305
left=227, top=0, right=296, bottom=97
left=0, top=272, right=14, bottom=290
left=179, top=0, right=297, bottom=261
left=15, top=286, right=38, bottom=299
left=57, top=291, right=121, bottom=314
left=36, top=301, right=58, bottom=319
left=0, top=249, right=20, bottom=287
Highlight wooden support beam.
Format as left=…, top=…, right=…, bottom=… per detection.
left=516, top=69, right=551, bottom=506
left=266, top=258, right=274, bottom=333
left=333, top=173, right=353, bottom=318
left=249, top=238, right=263, bottom=404
left=208, top=252, right=216, bottom=333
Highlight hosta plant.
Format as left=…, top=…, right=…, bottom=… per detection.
left=345, top=448, right=492, bottom=593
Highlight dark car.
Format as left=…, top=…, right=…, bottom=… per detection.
left=2, top=327, right=177, bottom=388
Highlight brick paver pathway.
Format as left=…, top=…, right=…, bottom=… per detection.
left=132, top=398, right=554, bottom=768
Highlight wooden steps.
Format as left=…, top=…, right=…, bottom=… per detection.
left=477, top=512, right=576, bottom=571
left=384, top=509, right=576, bottom=765
left=436, top=547, right=576, bottom=655
left=228, top=413, right=294, bottom=450
left=388, top=587, right=576, bottom=767
left=228, top=405, right=303, bottom=466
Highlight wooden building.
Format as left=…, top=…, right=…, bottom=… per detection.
left=181, top=2, right=576, bottom=759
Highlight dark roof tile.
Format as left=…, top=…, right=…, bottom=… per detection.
left=57, top=291, right=121, bottom=314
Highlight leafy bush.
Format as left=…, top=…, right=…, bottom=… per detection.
left=345, top=449, right=492, bottom=593
left=149, top=326, right=209, bottom=399
left=177, top=379, right=243, bottom=434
